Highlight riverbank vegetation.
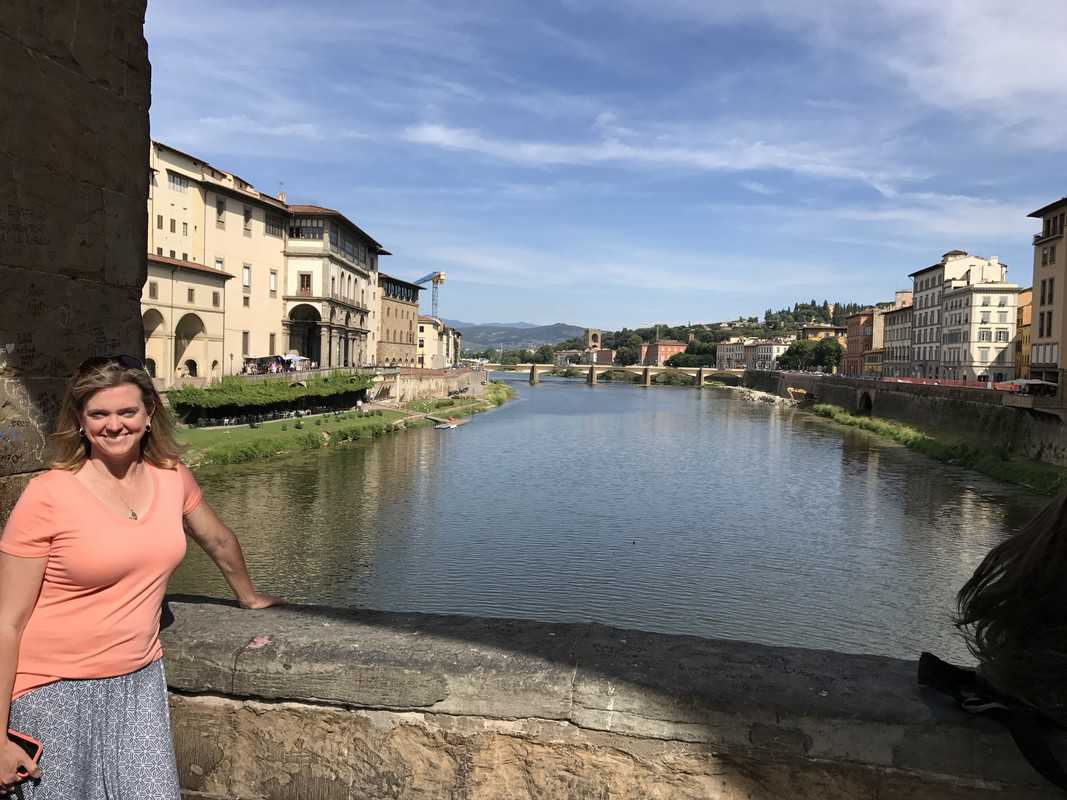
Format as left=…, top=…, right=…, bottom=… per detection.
left=484, top=380, right=515, bottom=406
left=178, top=410, right=406, bottom=466
left=811, top=404, right=1067, bottom=495
left=179, top=381, right=516, bottom=467
left=169, top=372, right=373, bottom=422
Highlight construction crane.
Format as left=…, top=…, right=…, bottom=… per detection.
left=414, top=271, right=446, bottom=318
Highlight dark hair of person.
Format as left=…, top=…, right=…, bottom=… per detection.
left=956, top=492, right=1067, bottom=716
left=50, top=359, right=183, bottom=470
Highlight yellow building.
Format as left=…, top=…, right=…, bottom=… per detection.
left=1016, top=287, right=1032, bottom=379
left=377, top=274, right=422, bottom=366
left=149, top=141, right=287, bottom=370
left=141, top=254, right=231, bottom=388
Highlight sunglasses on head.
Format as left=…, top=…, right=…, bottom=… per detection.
left=76, top=354, right=146, bottom=373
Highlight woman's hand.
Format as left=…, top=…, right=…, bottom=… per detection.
left=239, top=592, right=285, bottom=610
left=0, top=738, right=41, bottom=791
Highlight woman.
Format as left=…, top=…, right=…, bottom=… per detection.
left=0, top=355, right=281, bottom=798
left=956, top=492, right=1067, bottom=720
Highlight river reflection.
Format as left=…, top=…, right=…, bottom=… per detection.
left=172, top=377, right=1042, bottom=661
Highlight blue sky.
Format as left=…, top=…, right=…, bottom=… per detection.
left=146, top=1, right=1061, bottom=329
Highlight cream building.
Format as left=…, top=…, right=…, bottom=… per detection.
left=141, top=254, right=231, bottom=388
left=149, top=141, right=287, bottom=372
left=716, top=337, right=749, bottom=370
left=941, top=281, right=1020, bottom=382
left=146, top=140, right=391, bottom=374
left=909, top=251, right=1006, bottom=378
left=1029, top=198, right=1065, bottom=385
left=745, top=338, right=793, bottom=370
left=417, top=316, right=462, bottom=369
left=881, top=304, right=913, bottom=377
left=283, top=205, right=384, bottom=368
left=377, top=273, right=422, bottom=366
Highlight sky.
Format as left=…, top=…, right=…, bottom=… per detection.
left=145, top=1, right=1065, bottom=329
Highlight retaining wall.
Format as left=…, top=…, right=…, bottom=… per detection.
left=163, top=600, right=1061, bottom=800
left=383, top=368, right=487, bottom=404
left=746, top=371, right=1067, bottom=467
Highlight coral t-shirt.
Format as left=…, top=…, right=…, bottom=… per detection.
left=1, top=462, right=202, bottom=699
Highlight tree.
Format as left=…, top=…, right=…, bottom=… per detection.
left=776, top=340, right=818, bottom=370
left=813, top=338, right=843, bottom=371
left=532, top=344, right=555, bottom=364
left=616, top=346, right=640, bottom=366
left=666, top=352, right=716, bottom=367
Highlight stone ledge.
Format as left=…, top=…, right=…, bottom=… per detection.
left=161, top=599, right=1062, bottom=796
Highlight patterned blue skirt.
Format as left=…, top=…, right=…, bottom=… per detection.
left=8, top=659, right=179, bottom=799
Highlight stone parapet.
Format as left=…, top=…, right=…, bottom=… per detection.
left=162, top=600, right=1061, bottom=799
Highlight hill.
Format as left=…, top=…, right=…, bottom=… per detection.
left=449, top=321, right=585, bottom=353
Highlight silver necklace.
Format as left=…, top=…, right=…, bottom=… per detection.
left=92, top=461, right=143, bottom=520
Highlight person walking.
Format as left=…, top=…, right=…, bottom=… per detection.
left=0, top=355, right=282, bottom=799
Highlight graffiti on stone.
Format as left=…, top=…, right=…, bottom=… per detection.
left=0, top=205, right=48, bottom=247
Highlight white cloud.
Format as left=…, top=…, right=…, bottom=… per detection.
left=738, top=180, right=780, bottom=196
left=403, top=123, right=911, bottom=193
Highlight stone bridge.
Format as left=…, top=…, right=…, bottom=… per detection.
left=161, top=599, right=1062, bottom=799
left=487, top=363, right=745, bottom=386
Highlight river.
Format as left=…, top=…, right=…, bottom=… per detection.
left=171, top=376, right=1042, bottom=662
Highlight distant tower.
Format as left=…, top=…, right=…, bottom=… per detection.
left=585, top=328, right=601, bottom=350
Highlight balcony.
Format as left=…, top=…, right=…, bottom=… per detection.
left=1033, top=230, right=1062, bottom=245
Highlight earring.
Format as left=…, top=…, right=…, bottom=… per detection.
left=145, top=422, right=152, bottom=433
left=78, top=427, right=86, bottom=437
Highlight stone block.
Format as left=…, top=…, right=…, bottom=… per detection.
left=0, top=163, right=106, bottom=278
left=103, top=187, right=149, bottom=289
left=0, top=377, right=63, bottom=477
left=9, top=0, right=148, bottom=99
left=0, top=268, right=141, bottom=379
left=0, top=42, right=146, bottom=197
left=0, top=471, right=35, bottom=528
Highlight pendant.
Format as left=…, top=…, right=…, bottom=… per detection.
left=129, top=510, right=138, bottom=520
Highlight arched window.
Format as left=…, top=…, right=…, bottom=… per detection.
left=184, top=359, right=198, bottom=377
left=144, top=357, right=156, bottom=378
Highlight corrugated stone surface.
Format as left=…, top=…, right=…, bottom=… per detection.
left=163, top=600, right=1063, bottom=799
left=0, top=0, right=149, bottom=493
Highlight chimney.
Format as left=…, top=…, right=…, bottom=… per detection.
left=277, top=191, right=287, bottom=203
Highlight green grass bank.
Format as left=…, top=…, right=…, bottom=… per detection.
left=178, top=381, right=516, bottom=467
left=810, top=403, right=1067, bottom=495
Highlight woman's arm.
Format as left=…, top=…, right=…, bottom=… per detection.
left=182, top=502, right=283, bottom=609
left=0, top=553, right=47, bottom=784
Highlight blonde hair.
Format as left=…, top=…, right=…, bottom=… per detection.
left=50, top=359, right=183, bottom=471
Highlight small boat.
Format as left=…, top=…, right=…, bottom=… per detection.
left=432, top=415, right=468, bottom=430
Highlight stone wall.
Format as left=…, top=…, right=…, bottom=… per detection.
left=163, top=600, right=1061, bottom=800
left=745, top=371, right=1067, bottom=466
left=383, top=368, right=487, bottom=404
left=0, top=1, right=150, bottom=519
